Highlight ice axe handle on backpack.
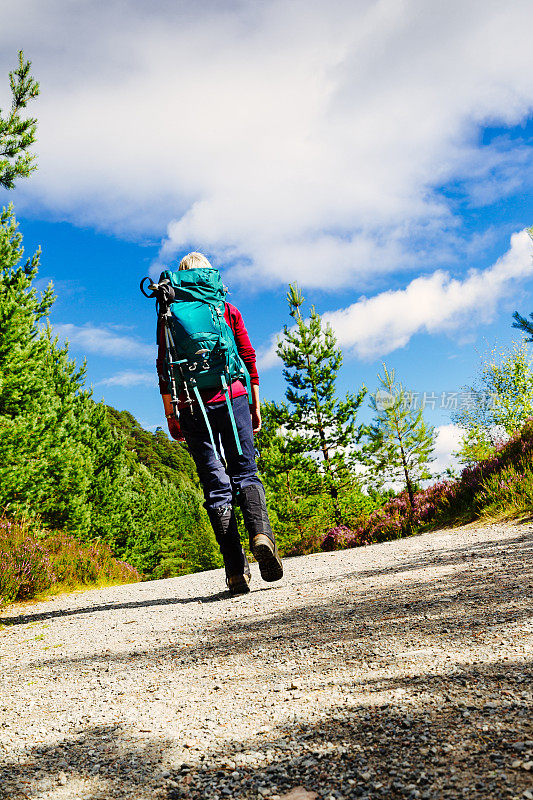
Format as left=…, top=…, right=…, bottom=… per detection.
left=140, top=275, right=184, bottom=411
left=140, top=276, right=156, bottom=298
left=140, top=276, right=176, bottom=307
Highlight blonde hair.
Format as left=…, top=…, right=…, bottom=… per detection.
left=179, top=252, right=213, bottom=271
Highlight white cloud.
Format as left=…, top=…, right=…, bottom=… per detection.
left=432, top=424, right=464, bottom=476
left=53, top=324, right=155, bottom=361
left=98, top=370, right=156, bottom=387
left=258, top=228, right=533, bottom=367
left=1, top=0, right=532, bottom=288
left=256, top=333, right=285, bottom=371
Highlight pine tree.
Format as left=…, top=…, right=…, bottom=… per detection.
left=256, top=400, right=322, bottom=505
left=80, top=399, right=131, bottom=544
left=366, top=364, right=435, bottom=516
left=513, top=310, right=533, bottom=342
left=0, top=51, right=40, bottom=189
left=274, top=283, right=366, bottom=525
left=0, top=207, right=217, bottom=571
left=512, top=228, right=533, bottom=342
left=0, top=205, right=59, bottom=517
left=0, top=205, right=125, bottom=535
left=453, top=341, right=533, bottom=464
left=255, top=400, right=328, bottom=553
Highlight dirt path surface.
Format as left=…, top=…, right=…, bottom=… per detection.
left=1, top=522, right=532, bottom=800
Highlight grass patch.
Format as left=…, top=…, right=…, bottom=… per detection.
left=0, top=518, right=142, bottom=608
left=477, top=455, right=533, bottom=520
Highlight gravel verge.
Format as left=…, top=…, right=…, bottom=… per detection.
left=1, top=520, right=532, bottom=800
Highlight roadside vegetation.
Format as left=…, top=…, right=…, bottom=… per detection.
left=258, top=279, right=533, bottom=556
left=322, top=418, right=533, bottom=552
left=0, top=516, right=142, bottom=606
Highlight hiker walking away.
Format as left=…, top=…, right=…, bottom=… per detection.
left=155, top=252, right=283, bottom=595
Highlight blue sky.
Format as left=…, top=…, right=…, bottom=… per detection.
left=2, top=0, right=533, bottom=473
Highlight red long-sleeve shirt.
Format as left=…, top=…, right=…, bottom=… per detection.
left=156, top=302, right=259, bottom=407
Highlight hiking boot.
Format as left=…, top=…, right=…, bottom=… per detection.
left=207, top=504, right=251, bottom=587
left=238, top=484, right=283, bottom=582
left=227, top=571, right=251, bottom=596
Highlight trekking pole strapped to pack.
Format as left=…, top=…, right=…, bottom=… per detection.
left=140, top=268, right=251, bottom=459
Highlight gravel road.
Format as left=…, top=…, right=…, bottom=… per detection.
left=1, top=521, right=532, bottom=800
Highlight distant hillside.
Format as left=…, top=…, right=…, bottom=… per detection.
left=102, top=406, right=221, bottom=580
left=106, top=406, right=199, bottom=486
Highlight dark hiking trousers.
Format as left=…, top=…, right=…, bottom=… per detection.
left=179, top=393, right=263, bottom=510
left=179, top=394, right=263, bottom=578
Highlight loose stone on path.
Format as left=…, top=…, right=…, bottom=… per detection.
left=0, top=521, right=532, bottom=799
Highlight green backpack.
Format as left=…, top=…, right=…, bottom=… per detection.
left=141, top=266, right=251, bottom=457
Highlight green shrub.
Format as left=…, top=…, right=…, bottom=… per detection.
left=0, top=517, right=53, bottom=604
left=477, top=457, right=533, bottom=518
left=0, top=515, right=142, bottom=607
left=44, top=531, right=143, bottom=588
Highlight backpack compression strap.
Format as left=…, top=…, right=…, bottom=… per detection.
left=221, top=375, right=243, bottom=457
left=192, top=385, right=220, bottom=460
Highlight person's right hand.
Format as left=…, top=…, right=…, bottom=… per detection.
left=250, top=403, right=262, bottom=434
left=167, top=416, right=185, bottom=442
